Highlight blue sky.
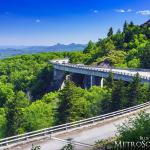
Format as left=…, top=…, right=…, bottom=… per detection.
left=0, top=0, right=150, bottom=46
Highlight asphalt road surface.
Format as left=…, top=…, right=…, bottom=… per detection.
left=11, top=108, right=150, bottom=150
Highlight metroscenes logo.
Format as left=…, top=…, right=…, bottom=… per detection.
left=114, top=136, right=150, bottom=150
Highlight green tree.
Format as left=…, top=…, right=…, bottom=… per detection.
left=116, top=29, right=121, bottom=34
left=83, top=40, right=95, bottom=53
left=140, top=43, right=150, bottom=68
left=85, top=86, right=111, bottom=116
left=127, top=73, right=145, bottom=107
left=0, top=82, right=14, bottom=107
left=123, top=21, right=128, bottom=33
left=57, top=80, right=89, bottom=124
left=100, top=39, right=116, bottom=56
left=61, top=142, right=74, bottom=150
left=0, top=108, right=6, bottom=138
left=15, top=91, right=30, bottom=107
left=107, top=27, right=113, bottom=37
left=41, top=92, right=58, bottom=104
left=6, top=91, right=30, bottom=136
left=118, top=112, right=150, bottom=144
left=23, top=100, right=54, bottom=132
left=100, top=92, right=112, bottom=114
left=111, top=80, right=125, bottom=111
left=105, top=72, right=114, bottom=89
left=6, top=99, right=24, bottom=136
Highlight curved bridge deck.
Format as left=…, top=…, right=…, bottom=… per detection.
left=51, top=62, right=150, bottom=83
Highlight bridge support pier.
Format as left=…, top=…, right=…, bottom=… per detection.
left=83, top=75, right=103, bottom=89
left=101, top=78, right=104, bottom=88
left=53, top=69, right=65, bottom=90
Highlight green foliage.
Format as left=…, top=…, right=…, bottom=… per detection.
left=0, top=108, right=6, bottom=138
left=0, top=20, right=150, bottom=139
left=6, top=99, right=25, bottom=136
left=85, top=86, right=111, bottom=116
left=0, top=82, right=14, bottom=107
left=140, top=43, right=150, bottom=68
left=5, top=91, right=29, bottom=136
left=61, top=142, right=75, bottom=150
left=23, top=100, right=54, bottom=132
left=0, top=52, right=65, bottom=95
left=75, top=21, right=150, bottom=68
left=57, top=81, right=113, bottom=124
left=96, top=50, right=126, bottom=67
left=126, top=73, right=147, bottom=107
left=15, top=91, right=30, bottom=107
left=104, top=73, right=149, bottom=112
left=41, top=92, right=58, bottom=104
left=127, top=58, right=140, bottom=68
left=69, top=51, right=90, bottom=64
left=98, top=38, right=116, bottom=56
left=30, top=66, right=54, bottom=100
left=105, top=73, right=114, bottom=88
left=83, top=40, right=95, bottom=54
left=107, top=27, right=113, bottom=37
left=118, top=112, right=150, bottom=142
left=111, top=80, right=125, bottom=111
left=57, top=80, right=89, bottom=124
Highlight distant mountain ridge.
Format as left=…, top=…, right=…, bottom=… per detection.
left=0, top=43, right=87, bottom=59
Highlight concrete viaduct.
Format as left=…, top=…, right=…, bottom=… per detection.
left=50, top=59, right=150, bottom=90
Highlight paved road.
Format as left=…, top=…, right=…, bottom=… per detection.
left=82, top=66, right=150, bottom=79
left=109, top=68, right=150, bottom=78
left=53, top=62, right=150, bottom=82
left=11, top=108, right=150, bottom=150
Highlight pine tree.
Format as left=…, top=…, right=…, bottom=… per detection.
left=147, top=84, right=150, bottom=101
left=140, top=43, right=150, bottom=69
left=83, top=40, right=95, bottom=53
left=107, top=27, right=113, bottom=37
left=105, top=72, right=115, bottom=89
left=129, top=21, right=134, bottom=27
left=117, top=29, right=121, bottom=34
left=127, top=73, right=143, bottom=107
left=123, top=21, right=128, bottom=33
left=6, top=100, right=24, bottom=136
left=6, top=91, right=29, bottom=136
left=57, top=80, right=88, bottom=124
left=111, top=80, right=125, bottom=111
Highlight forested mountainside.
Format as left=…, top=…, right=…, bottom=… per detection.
left=0, top=20, right=150, bottom=139
left=70, top=20, right=150, bottom=69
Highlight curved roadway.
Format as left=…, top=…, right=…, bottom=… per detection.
left=11, top=106, right=150, bottom=150
left=52, top=62, right=150, bottom=83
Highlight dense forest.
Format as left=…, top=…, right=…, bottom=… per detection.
left=70, top=21, right=150, bottom=69
left=0, top=20, right=150, bottom=139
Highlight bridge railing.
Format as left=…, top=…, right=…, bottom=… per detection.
left=52, top=63, right=150, bottom=81
left=0, top=101, right=150, bottom=148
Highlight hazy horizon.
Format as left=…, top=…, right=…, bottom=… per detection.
left=0, top=43, right=87, bottom=48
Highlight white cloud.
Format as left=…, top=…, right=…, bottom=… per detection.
left=115, top=9, right=132, bottom=13
left=93, top=10, right=99, bottom=13
left=127, top=9, right=132, bottom=12
left=35, top=19, right=41, bottom=23
left=136, top=10, right=150, bottom=16
left=115, top=9, right=126, bottom=13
